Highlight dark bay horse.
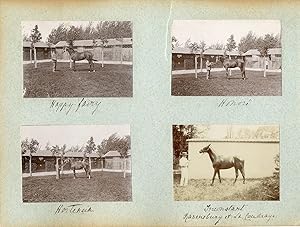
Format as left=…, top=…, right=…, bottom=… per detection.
left=66, top=158, right=91, bottom=179
left=199, top=144, right=245, bottom=186
left=63, top=46, right=97, bottom=72
left=218, top=55, right=246, bottom=80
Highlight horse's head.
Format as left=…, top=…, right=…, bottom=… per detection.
left=218, top=55, right=225, bottom=63
left=199, top=144, right=211, bottom=154
left=63, top=46, right=72, bottom=53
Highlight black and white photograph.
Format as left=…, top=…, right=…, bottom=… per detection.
left=22, top=21, right=133, bottom=98
left=173, top=125, right=280, bottom=201
left=171, top=20, right=282, bottom=96
left=21, top=125, right=131, bottom=202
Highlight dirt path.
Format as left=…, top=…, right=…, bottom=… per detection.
left=174, top=176, right=264, bottom=201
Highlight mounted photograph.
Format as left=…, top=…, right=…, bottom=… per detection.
left=171, top=20, right=281, bottom=96
left=21, top=125, right=131, bottom=202
left=22, top=21, right=133, bottom=98
left=173, top=125, right=280, bottom=201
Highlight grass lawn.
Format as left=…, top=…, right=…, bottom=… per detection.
left=172, top=71, right=281, bottom=96
left=173, top=175, right=279, bottom=201
left=23, top=171, right=132, bottom=202
left=23, top=62, right=133, bottom=98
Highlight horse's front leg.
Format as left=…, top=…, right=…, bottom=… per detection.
left=73, top=169, right=76, bottom=179
left=73, top=60, right=76, bottom=71
left=240, top=168, right=245, bottom=184
left=233, top=168, right=239, bottom=184
left=211, top=169, right=217, bottom=186
left=217, top=170, right=221, bottom=183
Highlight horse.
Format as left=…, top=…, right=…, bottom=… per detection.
left=66, top=158, right=91, bottom=179
left=63, top=46, right=97, bottom=72
left=199, top=144, right=245, bottom=186
left=218, top=55, right=246, bottom=80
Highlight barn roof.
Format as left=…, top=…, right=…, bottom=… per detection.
left=267, top=48, right=281, bottom=55
left=243, top=49, right=261, bottom=56
left=102, top=150, right=121, bottom=158
left=23, top=41, right=53, bottom=48
left=172, top=47, right=193, bottom=54
left=22, top=150, right=100, bottom=158
left=203, top=49, right=225, bottom=55
left=226, top=50, right=240, bottom=56
left=55, top=38, right=133, bottom=48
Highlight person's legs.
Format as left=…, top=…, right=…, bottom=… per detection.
left=180, top=170, right=184, bottom=186
left=206, top=70, right=210, bottom=79
left=52, top=61, right=56, bottom=72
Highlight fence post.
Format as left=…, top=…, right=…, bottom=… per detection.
left=194, top=55, right=198, bottom=78
left=29, top=154, right=32, bottom=176
left=56, top=157, right=60, bottom=179
left=123, top=158, right=126, bottom=178
left=101, top=48, right=104, bottom=67
left=34, top=48, right=37, bottom=68
left=264, top=57, right=267, bottom=77
left=30, top=48, right=32, bottom=63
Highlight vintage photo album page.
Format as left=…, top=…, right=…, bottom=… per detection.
left=1, top=1, right=300, bottom=226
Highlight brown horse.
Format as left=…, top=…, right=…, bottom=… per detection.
left=63, top=46, right=97, bottom=72
left=66, top=158, right=91, bottom=179
left=218, top=55, right=246, bottom=80
left=199, top=144, right=245, bottom=186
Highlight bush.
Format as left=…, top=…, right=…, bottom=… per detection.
left=261, top=154, right=279, bottom=200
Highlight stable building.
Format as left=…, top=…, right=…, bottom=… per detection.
left=54, top=38, right=133, bottom=62
left=23, top=41, right=54, bottom=61
left=22, top=150, right=101, bottom=174
left=102, top=150, right=131, bottom=171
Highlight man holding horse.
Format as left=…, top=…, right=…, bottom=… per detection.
left=179, top=152, right=189, bottom=186
left=206, top=59, right=213, bottom=79
left=51, top=50, right=58, bottom=72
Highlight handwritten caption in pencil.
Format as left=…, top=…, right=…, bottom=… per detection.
left=49, top=98, right=101, bottom=115
left=54, top=204, right=94, bottom=215
left=217, top=98, right=253, bottom=108
left=183, top=204, right=275, bottom=225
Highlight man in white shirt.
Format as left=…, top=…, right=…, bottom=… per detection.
left=179, top=151, right=189, bottom=186
left=51, top=50, right=57, bottom=72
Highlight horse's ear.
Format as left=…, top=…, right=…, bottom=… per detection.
left=208, top=144, right=211, bottom=147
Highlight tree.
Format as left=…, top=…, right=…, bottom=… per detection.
left=257, top=33, right=281, bottom=77
left=198, top=40, right=207, bottom=74
left=195, top=125, right=210, bottom=138
left=209, top=42, right=225, bottom=50
left=238, top=31, right=257, bottom=53
left=172, top=36, right=181, bottom=50
left=23, top=34, right=31, bottom=41
left=30, top=25, right=42, bottom=68
left=47, top=23, right=68, bottom=44
left=226, top=34, right=237, bottom=51
left=85, top=137, right=96, bottom=169
left=173, top=125, right=197, bottom=169
left=184, top=38, right=191, bottom=48
left=97, top=133, right=130, bottom=156
left=51, top=144, right=67, bottom=178
left=21, top=138, right=39, bottom=176
left=189, top=42, right=200, bottom=78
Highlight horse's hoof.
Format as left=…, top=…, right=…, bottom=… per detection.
left=93, top=70, right=96, bottom=72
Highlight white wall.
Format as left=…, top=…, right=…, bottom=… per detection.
left=188, top=139, right=279, bottom=179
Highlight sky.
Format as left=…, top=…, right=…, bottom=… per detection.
left=21, top=125, right=130, bottom=148
left=21, top=21, right=98, bottom=42
left=172, top=20, right=281, bottom=47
